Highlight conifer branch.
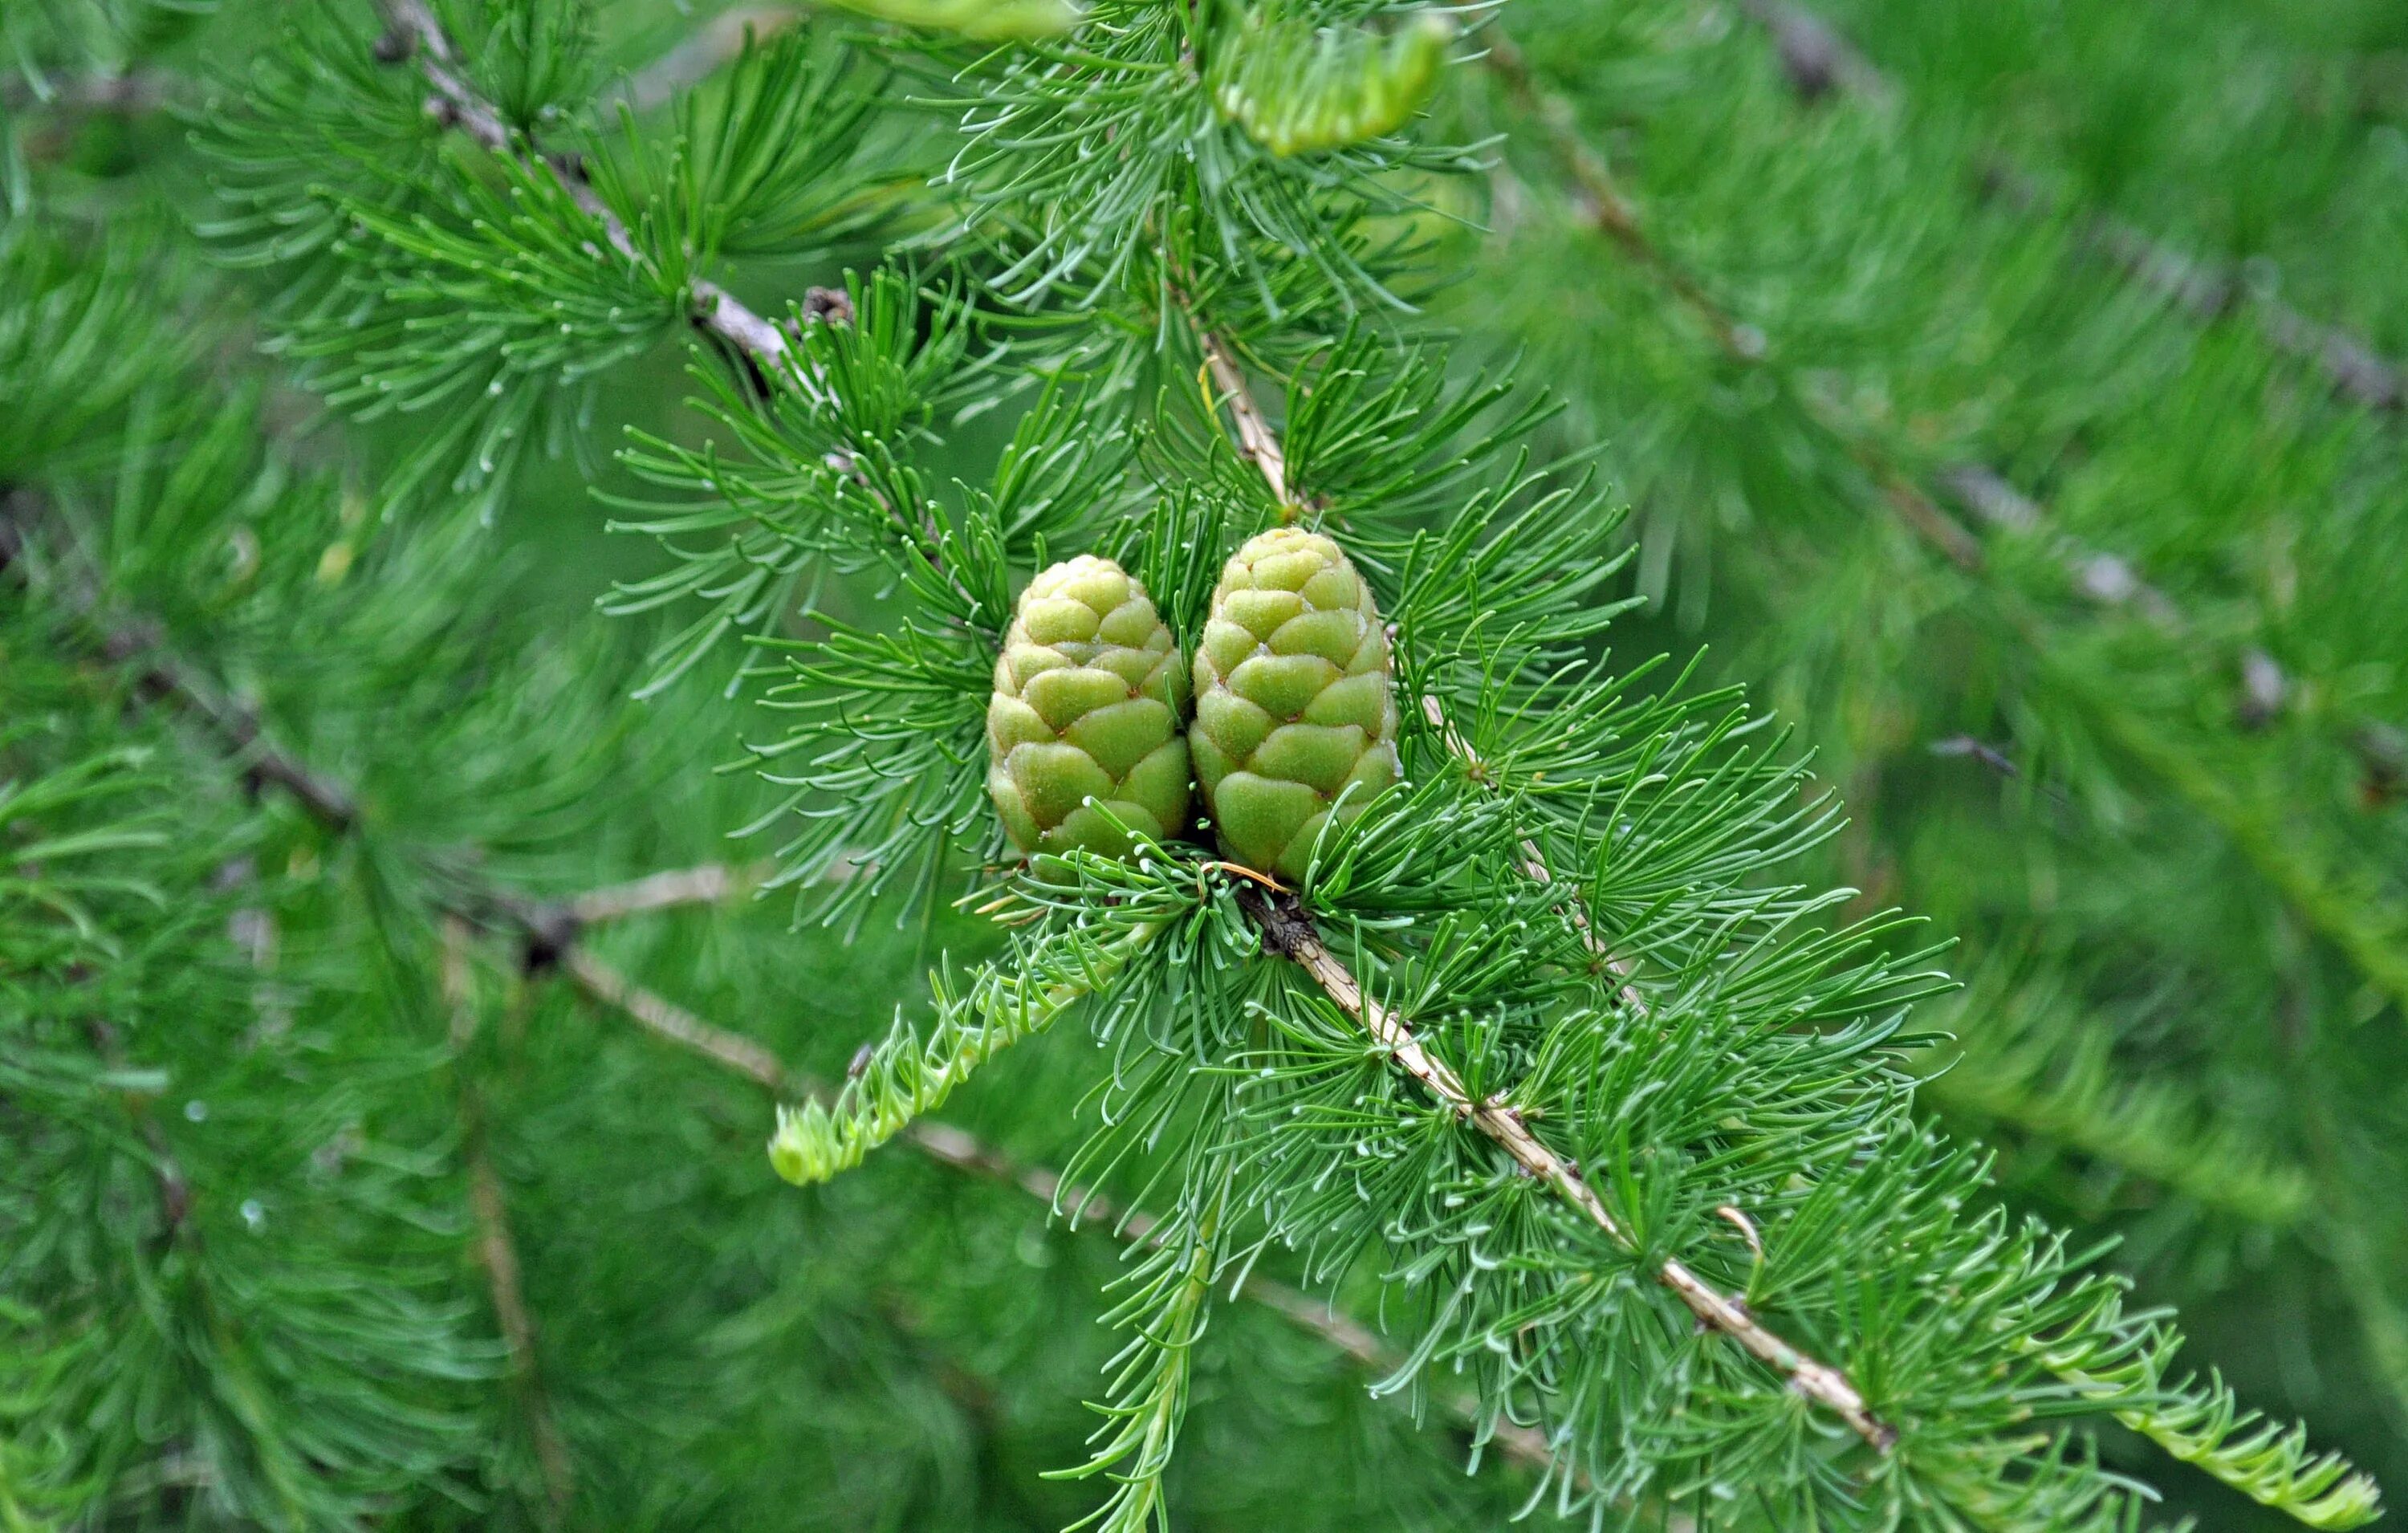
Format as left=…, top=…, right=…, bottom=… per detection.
left=0, top=490, right=362, bottom=829
left=557, top=954, right=1585, bottom=1486
left=1236, top=886, right=1897, bottom=1451
left=1422, top=701, right=1593, bottom=937
left=1987, top=159, right=2406, bottom=413
left=1417, top=692, right=1662, bottom=1020
left=1737, top=0, right=2407, bottom=415
left=7, top=490, right=808, bottom=1094
left=1487, top=27, right=2408, bottom=1027
left=561, top=947, right=793, bottom=1091
left=1455, top=771, right=1796, bottom=1287
left=2079, top=693, right=2408, bottom=1024
left=567, top=863, right=764, bottom=924
left=371, top=0, right=794, bottom=367
left=1165, top=255, right=1893, bottom=1451
left=74, top=6, right=2380, bottom=1518
left=10, top=467, right=1617, bottom=1491
left=442, top=921, right=574, bottom=1526
left=905, top=1116, right=1564, bottom=1479
left=372, top=3, right=969, bottom=604
left=1483, top=33, right=1992, bottom=573
left=1056, top=1168, right=1225, bottom=1531
left=1483, top=30, right=2211, bottom=613
left=1924, top=972, right=2312, bottom=1225
left=768, top=917, right=1171, bottom=1185
left=1235, top=1279, right=1568, bottom=1481
left=1160, top=315, right=1653, bottom=1038
left=1166, top=290, right=1843, bottom=1413
left=1196, top=325, right=1291, bottom=510
left=107, top=638, right=364, bottom=831
left=611, top=6, right=801, bottom=113
left=18, top=470, right=1601, bottom=1504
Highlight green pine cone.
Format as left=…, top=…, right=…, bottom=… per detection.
left=1192, top=527, right=1399, bottom=881
left=987, top=555, right=1192, bottom=858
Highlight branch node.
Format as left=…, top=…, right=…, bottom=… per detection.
left=517, top=904, right=581, bottom=976
left=802, top=285, right=855, bottom=326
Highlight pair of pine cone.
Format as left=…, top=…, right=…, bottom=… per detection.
left=986, top=528, right=1400, bottom=882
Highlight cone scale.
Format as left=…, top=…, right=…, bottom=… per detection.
left=1192, top=528, right=1399, bottom=881
left=986, top=556, right=1192, bottom=859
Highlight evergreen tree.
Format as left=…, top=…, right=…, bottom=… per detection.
left=0, top=2, right=2394, bottom=1529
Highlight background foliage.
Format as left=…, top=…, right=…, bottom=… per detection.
left=3, top=0, right=2405, bottom=1528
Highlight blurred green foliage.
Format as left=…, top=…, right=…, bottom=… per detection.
left=3, top=0, right=2404, bottom=1527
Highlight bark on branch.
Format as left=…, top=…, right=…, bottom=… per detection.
left=373, top=0, right=795, bottom=368
left=1737, top=0, right=2404, bottom=414
left=569, top=863, right=764, bottom=925
left=372, top=3, right=967, bottom=592
left=441, top=921, right=574, bottom=1524
left=2, top=490, right=360, bottom=830
left=1474, top=23, right=2408, bottom=1006
left=1195, top=327, right=1291, bottom=510
left=559, top=948, right=791, bottom=1091
left=561, top=962, right=1581, bottom=1482
left=1162, top=246, right=1892, bottom=1454
left=1235, top=885, right=1895, bottom=1450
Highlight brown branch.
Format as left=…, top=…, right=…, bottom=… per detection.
left=558, top=947, right=789, bottom=1090
left=1423, top=696, right=1784, bottom=1266
left=1861, top=452, right=1987, bottom=572
left=1235, top=886, right=1892, bottom=1449
left=441, top=922, right=574, bottom=1523
left=567, top=862, right=764, bottom=925
left=1484, top=31, right=2239, bottom=601
left=2068, top=178, right=2406, bottom=417
left=372, top=0, right=795, bottom=369
left=6, top=496, right=795, bottom=1509
left=1196, top=327, right=1291, bottom=508
left=1483, top=35, right=1991, bottom=574
left=563, top=977, right=1587, bottom=1485
left=1158, top=188, right=1890, bottom=1450
left=1733, top=0, right=1888, bottom=104
left=1999, top=163, right=2403, bottom=413
left=108, top=632, right=364, bottom=832
left=1936, top=462, right=2174, bottom=624
left=374, top=2, right=974, bottom=597
left=1482, top=26, right=2408, bottom=813
left=26, top=556, right=779, bottom=1081
left=609, top=7, right=801, bottom=114
left=1738, top=0, right=2404, bottom=415
left=2, top=490, right=361, bottom=829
